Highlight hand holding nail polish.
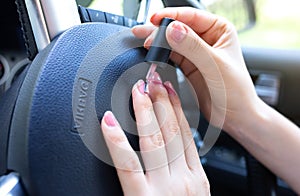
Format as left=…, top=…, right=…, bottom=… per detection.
left=145, top=17, right=175, bottom=92
left=132, top=7, right=300, bottom=194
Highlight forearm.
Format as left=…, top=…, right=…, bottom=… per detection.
left=133, top=6, right=300, bottom=193
left=226, top=98, right=300, bottom=194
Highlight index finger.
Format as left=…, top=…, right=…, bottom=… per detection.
left=150, top=7, right=218, bottom=35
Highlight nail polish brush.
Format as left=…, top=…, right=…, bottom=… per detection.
left=144, top=18, right=175, bottom=91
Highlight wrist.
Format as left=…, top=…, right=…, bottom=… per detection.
left=223, top=97, right=271, bottom=138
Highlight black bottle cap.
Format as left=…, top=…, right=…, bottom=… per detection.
left=144, top=18, right=175, bottom=64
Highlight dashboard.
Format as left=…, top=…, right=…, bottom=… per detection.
left=0, top=0, right=27, bottom=97
left=0, top=0, right=298, bottom=195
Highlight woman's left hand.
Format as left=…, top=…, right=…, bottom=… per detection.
left=101, top=72, right=210, bottom=195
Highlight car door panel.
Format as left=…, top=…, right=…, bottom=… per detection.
left=243, top=47, right=300, bottom=125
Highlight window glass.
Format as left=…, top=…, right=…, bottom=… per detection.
left=79, top=0, right=300, bottom=49
left=78, top=0, right=164, bottom=22
left=76, top=0, right=124, bottom=16
left=88, top=0, right=124, bottom=16
left=204, top=0, right=300, bottom=49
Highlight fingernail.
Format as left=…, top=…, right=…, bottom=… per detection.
left=103, top=111, right=117, bottom=127
left=169, top=22, right=187, bottom=43
left=144, top=37, right=152, bottom=48
left=164, top=81, right=177, bottom=96
left=150, top=13, right=157, bottom=22
left=136, top=80, right=145, bottom=94
left=149, top=72, right=162, bottom=84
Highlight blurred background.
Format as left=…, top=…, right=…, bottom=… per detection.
left=78, top=0, right=300, bottom=49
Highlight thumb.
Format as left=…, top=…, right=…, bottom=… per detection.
left=166, top=21, right=227, bottom=134
left=166, top=21, right=222, bottom=81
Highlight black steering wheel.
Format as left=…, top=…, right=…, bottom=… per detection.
left=0, top=0, right=277, bottom=195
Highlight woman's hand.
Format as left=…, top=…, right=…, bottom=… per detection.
left=101, top=75, right=210, bottom=195
left=132, top=7, right=260, bottom=133
left=132, top=7, right=300, bottom=193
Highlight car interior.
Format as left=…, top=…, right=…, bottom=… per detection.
left=0, top=0, right=299, bottom=195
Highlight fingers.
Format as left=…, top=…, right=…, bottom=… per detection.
left=132, top=25, right=158, bottom=50
left=101, top=111, right=147, bottom=195
left=165, top=20, right=225, bottom=83
left=164, top=81, right=203, bottom=172
left=131, top=80, right=170, bottom=182
left=150, top=7, right=217, bottom=34
left=144, top=29, right=158, bottom=50
left=132, top=8, right=230, bottom=80
left=146, top=72, right=189, bottom=174
left=102, top=78, right=205, bottom=194
left=131, top=25, right=156, bottom=39
left=165, top=21, right=228, bottom=124
left=133, top=7, right=218, bottom=40
left=132, top=7, right=224, bottom=48
left=149, top=7, right=237, bottom=47
left=132, top=6, right=241, bottom=78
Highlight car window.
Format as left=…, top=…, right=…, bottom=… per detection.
left=87, top=0, right=124, bottom=16
left=83, top=0, right=165, bottom=23
left=203, top=0, right=300, bottom=49
left=79, top=0, right=300, bottom=50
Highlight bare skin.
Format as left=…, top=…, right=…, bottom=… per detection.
left=131, top=7, right=300, bottom=193
left=101, top=7, right=300, bottom=195
left=101, top=74, right=210, bottom=195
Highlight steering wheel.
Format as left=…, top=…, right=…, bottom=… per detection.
left=0, top=0, right=276, bottom=195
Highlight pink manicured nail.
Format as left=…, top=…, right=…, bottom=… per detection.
left=144, top=37, right=152, bottom=49
left=150, top=13, right=157, bottom=23
left=149, top=72, right=162, bottom=84
left=164, top=81, right=177, bottom=96
left=170, top=22, right=187, bottom=43
left=103, top=111, right=117, bottom=127
left=137, top=80, right=145, bottom=94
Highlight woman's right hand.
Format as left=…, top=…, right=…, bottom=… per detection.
left=132, top=7, right=261, bottom=133
left=131, top=8, right=300, bottom=193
